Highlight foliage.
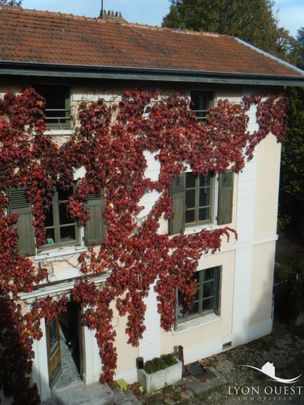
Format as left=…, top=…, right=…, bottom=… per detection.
left=0, top=0, right=22, bottom=6
left=279, top=86, right=304, bottom=235
left=275, top=27, right=299, bottom=63
left=144, top=354, right=178, bottom=374
left=276, top=259, right=304, bottom=322
left=163, top=0, right=279, bottom=53
left=0, top=88, right=287, bottom=403
left=280, top=87, right=304, bottom=203
left=296, top=27, right=304, bottom=68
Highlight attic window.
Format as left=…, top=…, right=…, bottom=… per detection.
left=35, top=85, right=71, bottom=130
left=191, top=91, right=213, bottom=123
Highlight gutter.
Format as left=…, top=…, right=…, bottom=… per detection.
left=0, top=60, right=304, bottom=87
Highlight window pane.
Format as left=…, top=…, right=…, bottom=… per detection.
left=45, top=228, right=55, bottom=245
left=58, top=187, right=73, bottom=201
left=205, top=268, right=215, bottom=280
left=202, top=297, right=214, bottom=311
left=49, top=320, right=58, bottom=352
left=44, top=205, right=54, bottom=227
left=199, top=188, right=210, bottom=207
left=199, top=175, right=210, bottom=187
left=188, top=301, right=199, bottom=315
left=60, top=226, right=76, bottom=242
left=186, top=173, right=196, bottom=188
left=59, top=203, right=74, bottom=225
left=190, top=92, right=200, bottom=112
left=186, top=210, right=195, bottom=223
left=177, top=293, right=187, bottom=319
left=186, top=189, right=195, bottom=208
left=199, top=207, right=210, bottom=221
left=203, top=281, right=214, bottom=298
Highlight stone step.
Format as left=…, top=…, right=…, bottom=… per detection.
left=52, top=381, right=114, bottom=405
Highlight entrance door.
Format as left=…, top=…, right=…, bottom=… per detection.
left=59, top=302, right=83, bottom=376
left=46, top=319, right=61, bottom=387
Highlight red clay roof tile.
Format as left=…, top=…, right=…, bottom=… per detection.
left=0, top=5, right=302, bottom=78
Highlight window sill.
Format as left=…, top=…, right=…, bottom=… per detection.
left=173, top=313, right=220, bottom=334
left=44, top=129, right=75, bottom=136
left=184, top=223, right=218, bottom=235
left=34, top=245, right=87, bottom=261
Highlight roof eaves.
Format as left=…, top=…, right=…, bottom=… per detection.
left=0, top=60, right=304, bottom=87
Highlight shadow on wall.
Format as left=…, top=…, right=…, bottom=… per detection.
left=0, top=297, right=40, bottom=405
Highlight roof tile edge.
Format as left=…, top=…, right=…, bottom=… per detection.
left=235, top=37, right=304, bottom=76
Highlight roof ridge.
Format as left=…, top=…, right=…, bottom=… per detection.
left=120, top=21, right=226, bottom=38
left=0, top=4, right=101, bottom=23
left=0, top=5, right=230, bottom=38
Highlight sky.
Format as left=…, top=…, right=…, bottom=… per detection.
left=21, top=0, right=304, bottom=37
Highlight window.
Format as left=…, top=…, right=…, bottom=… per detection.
left=44, top=187, right=79, bottom=247
left=8, top=188, right=105, bottom=255
left=185, top=172, right=214, bottom=225
left=176, top=266, right=221, bottom=322
left=35, top=85, right=71, bottom=130
left=169, top=171, right=234, bottom=235
left=190, top=91, right=213, bottom=123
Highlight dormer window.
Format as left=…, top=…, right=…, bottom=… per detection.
left=35, top=85, right=71, bottom=130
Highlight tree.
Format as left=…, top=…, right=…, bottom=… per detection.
left=275, top=27, right=299, bottom=64
left=280, top=86, right=304, bottom=235
left=163, top=0, right=279, bottom=53
left=278, top=27, right=304, bottom=236
left=296, top=27, right=304, bottom=68
left=0, top=0, right=22, bottom=6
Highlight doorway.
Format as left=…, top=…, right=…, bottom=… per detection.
left=46, top=301, right=83, bottom=388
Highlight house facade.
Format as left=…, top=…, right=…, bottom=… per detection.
left=0, top=5, right=304, bottom=403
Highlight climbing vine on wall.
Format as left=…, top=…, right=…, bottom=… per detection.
left=0, top=88, right=287, bottom=404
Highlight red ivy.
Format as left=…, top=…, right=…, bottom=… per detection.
left=0, top=88, right=288, bottom=401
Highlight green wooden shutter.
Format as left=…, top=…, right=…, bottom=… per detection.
left=169, top=174, right=185, bottom=235
left=8, top=188, right=36, bottom=256
left=217, top=171, right=234, bottom=225
left=84, top=193, right=105, bottom=246
left=214, top=267, right=221, bottom=315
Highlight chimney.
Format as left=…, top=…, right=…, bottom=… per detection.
left=99, top=9, right=124, bottom=20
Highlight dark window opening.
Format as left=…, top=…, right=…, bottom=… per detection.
left=191, top=91, right=213, bottom=123
left=35, top=85, right=71, bottom=130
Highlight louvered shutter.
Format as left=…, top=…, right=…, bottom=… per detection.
left=84, top=193, right=105, bottom=246
left=8, top=188, right=36, bottom=256
left=217, top=171, right=234, bottom=225
left=169, top=174, right=185, bottom=235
